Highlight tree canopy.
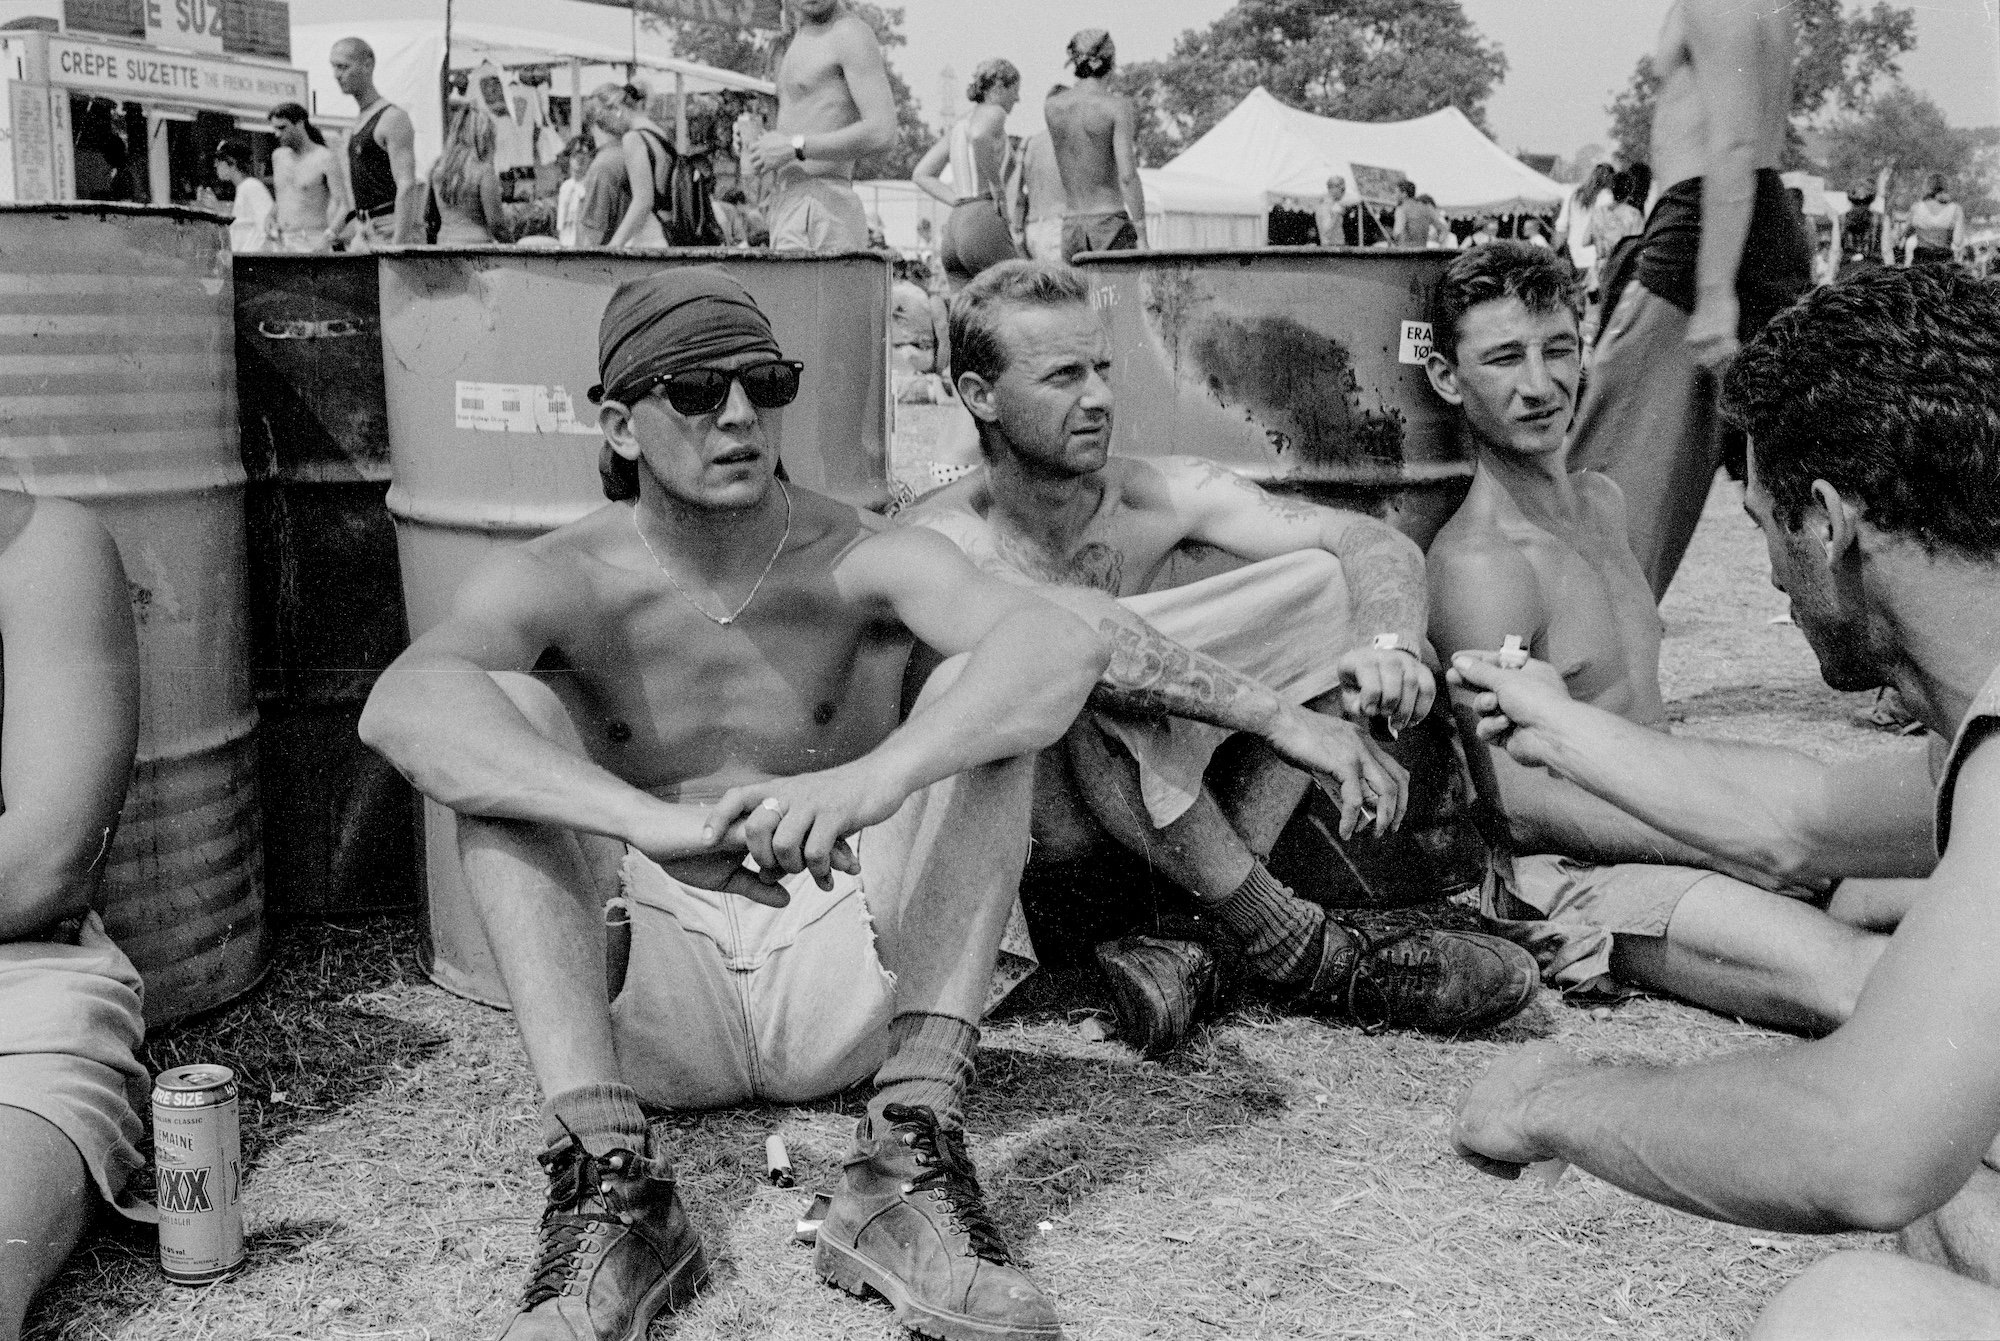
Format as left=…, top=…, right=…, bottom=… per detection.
left=649, top=2, right=930, bottom=177
left=1112, top=0, right=1507, bottom=168
left=1824, top=86, right=1989, bottom=213
left=1605, top=0, right=1916, bottom=167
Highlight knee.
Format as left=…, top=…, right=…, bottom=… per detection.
left=1749, top=1252, right=1923, bottom=1341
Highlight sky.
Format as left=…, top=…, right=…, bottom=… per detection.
left=295, top=0, right=2000, bottom=157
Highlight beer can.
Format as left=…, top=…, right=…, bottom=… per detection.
left=152, top=1063, right=244, bottom=1284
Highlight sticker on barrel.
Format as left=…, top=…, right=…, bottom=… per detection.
left=152, top=1064, right=245, bottom=1285
left=1398, top=320, right=1434, bottom=365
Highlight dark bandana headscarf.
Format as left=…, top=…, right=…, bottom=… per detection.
left=589, top=268, right=782, bottom=406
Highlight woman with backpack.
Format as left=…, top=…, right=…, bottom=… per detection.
left=588, top=83, right=673, bottom=249
left=429, top=101, right=504, bottom=245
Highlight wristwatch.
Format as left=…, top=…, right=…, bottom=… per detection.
left=1371, top=633, right=1419, bottom=657
left=791, top=134, right=807, bottom=162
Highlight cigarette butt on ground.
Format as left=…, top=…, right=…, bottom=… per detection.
left=1527, top=1158, right=1569, bottom=1189
left=1499, top=635, right=1529, bottom=670
left=794, top=1191, right=833, bottom=1245
left=766, top=1133, right=795, bottom=1187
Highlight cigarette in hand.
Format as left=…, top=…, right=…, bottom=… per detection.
left=1498, top=635, right=1529, bottom=670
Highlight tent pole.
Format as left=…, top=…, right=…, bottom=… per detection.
left=570, top=57, right=583, bottom=135
left=675, top=71, right=689, bottom=153
left=443, top=0, right=454, bottom=125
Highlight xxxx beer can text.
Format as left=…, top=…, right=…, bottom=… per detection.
left=151, top=1064, right=245, bottom=1284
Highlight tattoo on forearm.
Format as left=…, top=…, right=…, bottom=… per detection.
left=1088, top=612, right=1271, bottom=732
left=1335, top=515, right=1427, bottom=643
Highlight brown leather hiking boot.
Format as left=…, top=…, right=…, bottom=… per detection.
left=1094, top=934, right=1221, bottom=1058
left=1292, top=917, right=1539, bottom=1035
left=816, top=1104, right=1063, bottom=1341
left=495, top=1134, right=710, bottom=1341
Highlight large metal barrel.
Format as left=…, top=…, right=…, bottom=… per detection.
left=235, top=253, right=416, bottom=922
left=0, top=204, right=266, bottom=1025
left=1074, top=247, right=1468, bottom=549
left=377, top=246, right=891, bottom=1007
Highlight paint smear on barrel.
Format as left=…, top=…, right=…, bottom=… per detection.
left=1185, top=311, right=1405, bottom=472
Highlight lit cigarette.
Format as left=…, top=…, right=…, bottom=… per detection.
left=766, top=1133, right=795, bottom=1187
left=1498, top=635, right=1528, bottom=670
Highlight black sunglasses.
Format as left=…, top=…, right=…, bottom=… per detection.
left=617, top=360, right=805, bottom=416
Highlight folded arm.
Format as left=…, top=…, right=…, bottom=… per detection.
left=0, top=502, right=139, bottom=939
left=357, top=549, right=718, bottom=861
left=1456, top=737, right=2000, bottom=1233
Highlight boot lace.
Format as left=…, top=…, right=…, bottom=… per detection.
left=881, top=1103, right=1013, bottom=1265
left=518, top=1138, right=629, bottom=1311
left=1336, top=921, right=1440, bottom=1035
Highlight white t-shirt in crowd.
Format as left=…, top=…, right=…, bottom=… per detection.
left=230, top=176, right=274, bottom=253
left=557, top=177, right=585, bottom=247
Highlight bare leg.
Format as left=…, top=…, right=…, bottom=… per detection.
left=0, top=1108, right=92, bottom=1341
left=1610, top=874, right=1889, bottom=1034
left=1061, top=715, right=1254, bottom=901
left=457, top=673, right=628, bottom=1098
left=1750, top=1251, right=2000, bottom=1341
left=866, top=658, right=1034, bottom=1022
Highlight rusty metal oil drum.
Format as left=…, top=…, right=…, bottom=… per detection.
left=0, top=204, right=266, bottom=1025
left=376, top=246, right=891, bottom=1007
left=1073, top=247, right=1468, bottom=549
left=235, top=253, right=415, bottom=923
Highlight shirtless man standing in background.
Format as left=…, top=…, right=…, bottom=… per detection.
left=746, top=0, right=897, bottom=252
left=1567, top=0, right=1812, bottom=599
left=268, top=103, right=343, bottom=253
left=1044, top=30, right=1147, bottom=262
left=328, top=39, right=422, bottom=248
left=1425, top=242, right=1894, bottom=1032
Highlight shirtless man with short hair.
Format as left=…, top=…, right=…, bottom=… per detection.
left=1450, top=262, right=2000, bottom=1341
left=268, top=103, right=343, bottom=253
left=0, top=493, right=146, bottom=1341
left=1568, top=0, right=1813, bottom=599
left=361, top=270, right=1097, bottom=1341
left=328, top=38, right=422, bottom=247
left=1044, top=31, right=1146, bottom=262
left=1425, top=242, right=1891, bottom=1032
left=905, top=261, right=1539, bottom=1051
left=745, top=0, right=896, bottom=252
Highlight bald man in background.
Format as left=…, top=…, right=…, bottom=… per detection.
left=329, top=37, right=422, bottom=247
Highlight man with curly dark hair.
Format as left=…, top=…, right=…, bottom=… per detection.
left=1449, top=265, right=2000, bottom=1337
left=1427, top=241, right=1891, bottom=1030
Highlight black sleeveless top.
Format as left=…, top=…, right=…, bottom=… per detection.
left=1632, top=168, right=1814, bottom=339
left=348, top=103, right=398, bottom=215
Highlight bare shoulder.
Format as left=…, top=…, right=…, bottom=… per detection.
left=1427, top=507, right=1541, bottom=604
left=835, top=517, right=979, bottom=593
left=831, top=12, right=884, bottom=56
left=377, top=103, right=416, bottom=141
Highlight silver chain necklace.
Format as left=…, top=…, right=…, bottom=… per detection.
left=631, top=480, right=792, bottom=626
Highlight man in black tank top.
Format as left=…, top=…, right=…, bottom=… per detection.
left=330, top=38, right=420, bottom=247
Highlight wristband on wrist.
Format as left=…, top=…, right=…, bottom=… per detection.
left=1370, top=632, right=1419, bottom=658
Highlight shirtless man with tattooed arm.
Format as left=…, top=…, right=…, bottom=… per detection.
left=905, top=261, right=1539, bottom=1045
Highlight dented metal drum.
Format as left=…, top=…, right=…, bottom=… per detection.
left=0, top=204, right=266, bottom=1024
left=377, top=247, right=892, bottom=1007
left=1073, top=247, right=1467, bottom=548
left=236, top=253, right=416, bottom=922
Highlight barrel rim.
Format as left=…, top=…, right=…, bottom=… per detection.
left=372, top=244, right=890, bottom=263
left=0, top=201, right=229, bottom=226
left=1074, top=245, right=1453, bottom=265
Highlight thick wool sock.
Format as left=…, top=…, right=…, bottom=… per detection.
left=869, top=1011, right=979, bottom=1132
left=542, top=1082, right=648, bottom=1158
left=1206, top=861, right=1333, bottom=988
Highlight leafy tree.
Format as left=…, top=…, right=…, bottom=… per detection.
left=646, top=2, right=930, bottom=177
left=1824, top=86, right=1986, bottom=212
left=1113, top=0, right=1507, bottom=168
left=1605, top=0, right=1915, bottom=167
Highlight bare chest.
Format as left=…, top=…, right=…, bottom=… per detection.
left=778, top=36, right=857, bottom=125
left=1523, top=531, right=1666, bottom=724
left=554, top=584, right=910, bottom=797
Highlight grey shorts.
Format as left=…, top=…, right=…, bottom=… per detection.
left=767, top=175, right=871, bottom=252
left=0, top=912, right=150, bottom=1219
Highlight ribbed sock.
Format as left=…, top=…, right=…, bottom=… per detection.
left=542, top=1082, right=648, bottom=1158
left=1206, top=861, right=1333, bottom=988
left=869, top=1011, right=979, bottom=1132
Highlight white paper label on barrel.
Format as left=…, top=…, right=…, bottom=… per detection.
left=1398, top=320, right=1434, bottom=365
left=456, top=382, right=601, bottom=435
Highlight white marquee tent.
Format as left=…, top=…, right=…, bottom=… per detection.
left=293, top=20, right=773, bottom=177
left=1166, top=87, right=1566, bottom=218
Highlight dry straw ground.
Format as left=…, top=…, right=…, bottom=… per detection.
left=28, top=465, right=1915, bottom=1341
